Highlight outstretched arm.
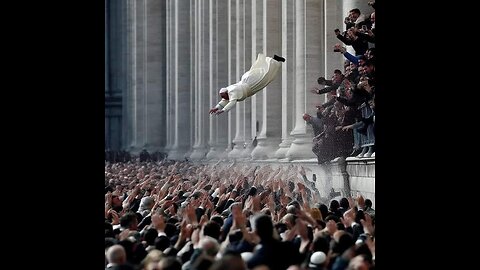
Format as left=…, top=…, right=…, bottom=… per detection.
left=210, top=99, right=229, bottom=114
left=221, top=99, right=238, bottom=113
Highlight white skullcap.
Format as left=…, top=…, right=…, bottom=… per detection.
left=308, top=251, right=327, bottom=267
left=241, top=252, right=254, bottom=262
left=219, top=88, right=228, bottom=94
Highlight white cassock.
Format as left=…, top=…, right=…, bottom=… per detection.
left=214, top=53, right=282, bottom=112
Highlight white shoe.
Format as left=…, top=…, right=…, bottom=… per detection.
left=371, top=152, right=375, bottom=157
left=356, top=148, right=367, bottom=158
left=364, top=152, right=372, bottom=158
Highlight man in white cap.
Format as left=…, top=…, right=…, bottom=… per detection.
left=209, top=53, right=285, bottom=115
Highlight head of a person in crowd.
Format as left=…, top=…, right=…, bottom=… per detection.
left=363, top=59, right=375, bottom=75
left=143, top=228, right=158, bottom=247
left=282, top=213, right=297, bottom=230
left=315, top=106, right=325, bottom=118
left=332, top=233, right=354, bottom=255
left=316, top=203, right=329, bottom=219
left=311, top=235, right=329, bottom=254
left=354, top=242, right=373, bottom=262
left=365, top=199, right=373, bottom=209
left=317, top=76, right=327, bottom=85
left=228, top=229, right=244, bottom=243
left=251, top=214, right=274, bottom=242
left=210, top=215, right=224, bottom=227
left=155, top=235, right=171, bottom=252
left=370, top=12, right=375, bottom=28
left=142, top=250, right=163, bottom=270
left=334, top=103, right=346, bottom=119
left=358, top=77, right=373, bottom=93
left=203, top=221, right=222, bottom=240
left=355, top=210, right=365, bottom=224
left=209, top=253, right=246, bottom=270
left=329, top=200, right=340, bottom=213
left=166, top=203, right=178, bottom=216
left=339, top=198, right=349, bottom=210
left=308, top=251, right=327, bottom=270
left=336, top=222, right=345, bottom=231
left=199, top=236, right=220, bottom=258
left=105, top=221, right=114, bottom=238
left=348, top=8, right=361, bottom=22
left=316, top=219, right=326, bottom=231
left=274, top=222, right=288, bottom=236
left=219, top=88, right=229, bottom=100
left=346, top=27, right=358, bottom=39
left=348, top=254, right=371, bottom=270
left=164, top=223, right=177, bottom=238
left=157, top=257, right=182, bottom=270
left=309, top=208, right=322, bottom=221
left=358, top=55, right=367, bottom=67
left=357, top=66, right=365, bottom=76
left=120, top=212, right=139, bottom=231
left=105, top=237, right=118, bottom=251
left=332, top=69, right=344, bottom=83
left=106, top=244, right=127, bottom=266
left=344, top=65, right=351, bottom=77
left=303, top=113, right=312, bottom=122
left=325, top=214, right=340, bottom=224
left=366, top=48, right=375, bottom=59
left=288, top=200, right=301, bottom=210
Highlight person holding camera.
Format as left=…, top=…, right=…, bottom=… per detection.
left=335, top=27, right=369, bottom=56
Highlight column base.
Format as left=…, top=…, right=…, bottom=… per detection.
left=228, top=146, right=245, bottom=159
left=251, top=138, right=280, bottom=160
left=285, top=135, right=316, bottom=161
left=205, top=147, right=228, bottom=160
left=190, top=146, right=208, bottom=161
left=168, top=148, right=190, bottom=161
left=274, top=138, right=293, bottom=159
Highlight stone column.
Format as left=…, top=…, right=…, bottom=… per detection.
left=250, top=0, right=282, bottom=160
left=191, top=0, right=210, bottom=160
left=131, top=0, right=147, bottom=151
left=286, top=0, right=324, bottom=160
left=125, top=0, right=137, bottom=152
left=168, top=0, right=192, bottom=160
left=207, top=0, right=229, bottom=160
left=250, top=0, right=263, bottom=157
left=164, top=0, right=175, bottom=154
left=274, top=0, right=295, bottom=159
left=105, top=0, right=109, bottom=95
left=186, top=0, right=196, bottom=159
left=240, top=0, right=254, bottom=159
left=108, top=0, right=126, bottom=149
left=226, top=0, right=237, bottom=157
left=145, top=0, right=166, bottom=152
left=228, top=0, right=245, bottom=159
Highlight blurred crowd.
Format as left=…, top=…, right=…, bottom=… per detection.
left=105, top=160, right=375, bottom=270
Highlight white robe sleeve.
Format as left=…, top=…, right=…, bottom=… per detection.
left=221, top=99, right=238, bottom=112
left=215, top=99, right=229, bottom=109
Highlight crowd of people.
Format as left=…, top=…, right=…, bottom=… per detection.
left=305, top=3, right=375, bottom=164
left=106, top=3, right=376, bottom=270
left=105, top=160, right=375, bottom=270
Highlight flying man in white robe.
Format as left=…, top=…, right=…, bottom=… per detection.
left=209, top=53, right=285, bottom=115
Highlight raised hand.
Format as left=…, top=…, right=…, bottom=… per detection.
left=360, top=213, right=375, bottom=235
